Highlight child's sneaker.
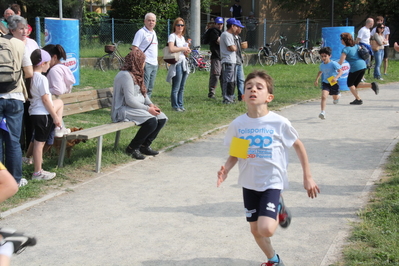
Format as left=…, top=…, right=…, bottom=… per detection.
left=18, top=178, right=28, bottom=187
left=261, top=254, right=285, bottom=266
left=278, top=195, right=291, bottom=228
left=318, top=111, right=326, bottom=120
left=0, top=228, right=37, bottom=254
left=55, top=127, right=71, bottom=138
left=32, top=170, right=56, bottom=181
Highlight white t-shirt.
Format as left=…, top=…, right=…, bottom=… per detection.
left=224, top=111, right=298, bottom=191
left=371, top=26, right=390, bottom=46
left=29, top=72, right=53, bottom=115
left=167, top=33, right=186, bottom=63
left=357, top=26, right=371, bottom=44
left=220, top=31, right=236, bottom=64
left=132, top=27, right=158, bottom=65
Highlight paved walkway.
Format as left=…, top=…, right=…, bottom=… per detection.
left=2, top=83, right=399, bottom=266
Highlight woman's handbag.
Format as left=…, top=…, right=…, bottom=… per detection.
left=370, top=39, right=380, bottom=52
left=163, top=46, right=179, bottom=64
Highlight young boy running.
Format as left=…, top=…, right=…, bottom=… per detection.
left=314, top=47, right=343, bottom=120
left=217, top=70, right=320, bottom=266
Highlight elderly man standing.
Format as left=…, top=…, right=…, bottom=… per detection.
left=356, top=18, right=374, bottom=57
left=1, top=8, right=14, bottom=27
left=131, top=13, right=158, bottom=98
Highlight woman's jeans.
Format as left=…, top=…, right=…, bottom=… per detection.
left=171, top=62, right=188, bottom=109
left=373, top=49, right=384, bottom=79
left=129, top=117, right=167, bottom=150
left=0, top=99, right=24, bottom=183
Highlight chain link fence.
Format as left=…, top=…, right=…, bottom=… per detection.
left=33, top=17, right=367, bottom=52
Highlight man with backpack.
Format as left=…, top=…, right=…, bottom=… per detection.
left=0, top=15, right=32, bottom=187
left=206, top=17, right=224, bottom=99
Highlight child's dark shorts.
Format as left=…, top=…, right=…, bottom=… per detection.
left=30, top=115, right=55, bottom=142
left=322, top=82, right=340, bottom=95
left=242, top=187, right=281, bottom=222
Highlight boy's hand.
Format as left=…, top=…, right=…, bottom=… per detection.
left=217, top=165, right=227, bottom=187
left=304, top=177, right=320, bottom=199
left=314, top=80, right=318, bottom=87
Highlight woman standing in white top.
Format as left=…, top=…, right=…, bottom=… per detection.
left=166, top=17, right=191, bottom=112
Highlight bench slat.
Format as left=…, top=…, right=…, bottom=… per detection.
left=67, top=121, right=136, bottom=140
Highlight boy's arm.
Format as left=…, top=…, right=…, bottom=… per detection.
left=217, top=155, right=238, bottom=187
left=314, top=70, right=322, bottom=87
left=41, top=94, right=62, bottom=128
left=293, top=139, right=320, bottom=198
left=332, top=68, right=343, bottom=83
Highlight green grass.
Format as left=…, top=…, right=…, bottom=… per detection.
left=3, top=60, right=399, bottom=265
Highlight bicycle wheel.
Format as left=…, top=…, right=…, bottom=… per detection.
left=311, top=48, right=321, bottom=64
left=242, top=51, right=249, bottom=66
left=188, top=58, right=196, bottom=73
left=258, top=49, right=268, bottom=66
left=99, top=54, right=123, bottom=71
left=283, top=49, right=296, bottom=65
left=302, top=50, right=313, bottom=64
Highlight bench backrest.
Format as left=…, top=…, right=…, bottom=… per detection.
left=54, top=88, right=113, bottom=116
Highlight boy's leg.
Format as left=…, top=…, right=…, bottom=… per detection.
left=32, top=140, right=45, bottom=173
left=320, top=90, right=328, bottom=111
left=250, top=221, right=274, bottom=258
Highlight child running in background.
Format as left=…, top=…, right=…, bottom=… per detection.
left=217, top=70, right=320, bottom=266
left=314, top=47, right=343, bottom=120
left=29, top=49, right=65, bottom=180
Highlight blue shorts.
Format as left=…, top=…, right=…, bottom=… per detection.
left=322, top=82, right=340, bottom=95
left=242, top=188, right=281, bottom=222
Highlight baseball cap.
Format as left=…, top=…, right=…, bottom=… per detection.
left=227, top=18, right=245, bottom=28
left=214, top=17, right=224, bottom=24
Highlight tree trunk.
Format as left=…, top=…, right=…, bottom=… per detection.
left=177, top=0, right=191, bottom=36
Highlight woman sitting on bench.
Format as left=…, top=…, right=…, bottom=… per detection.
left=111, top=49, right=168, bottom=160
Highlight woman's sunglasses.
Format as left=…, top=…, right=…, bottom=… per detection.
left=176, top=24, right=184, bottom=27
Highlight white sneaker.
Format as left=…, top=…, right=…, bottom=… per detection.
left=32, top=170, right=56, bottom=181
left=22, top=157, right=33, bottom=165
left=54, top=127, right=71, bottom=138
left=18, top=178, right=28, bottom=187
left=319, top=111, right=326, bottom=120
left=333, top=94, right=341, bottom=104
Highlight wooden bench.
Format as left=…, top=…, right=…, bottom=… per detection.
left=55, top=88, right=136, bottom=173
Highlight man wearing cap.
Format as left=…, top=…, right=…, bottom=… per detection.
left=207, top=17, right=224, bottom=99
left=131, top=13, right=158, bottom=98
left=220, top=18, right=243, bottom=104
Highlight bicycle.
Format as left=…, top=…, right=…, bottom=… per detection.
left=292, top=40, right=313, bottom=64
left=310, top=42, right=322, bottom=64
left=257, top=35, right=296, bottom=66
left=97, top=41, right=125, bottom=71
left=187, top=46, right=211, bottom=73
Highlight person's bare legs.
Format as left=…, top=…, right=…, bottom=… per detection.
left=52, top=99, right=64, bottom=126
left=33, top=140, right=45, bottom=173
left=349, top=85, right=361, bottom=100
left=383, top=57, right=388, bottom=75
left=321, top=90, right=328, bottom=111
left=250, top=216, right=279, bottom=259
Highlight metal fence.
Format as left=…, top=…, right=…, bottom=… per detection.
left=33, top=17, right=353, bottom=51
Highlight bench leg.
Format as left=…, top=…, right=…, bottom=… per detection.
left=95, top=135, right=103, bottom=173
left=58, top=136, right=68, bottom=168
left=114, top=130, right=121, bottom=149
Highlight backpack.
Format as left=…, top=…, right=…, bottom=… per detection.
left=201, top=29, right=211, bottom=45
left=358, top=44, right=370, bottom=61
left=0, top=35, right=21, bottom=93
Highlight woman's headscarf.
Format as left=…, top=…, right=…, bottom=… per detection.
left=121, top=49, right=147, bottom=96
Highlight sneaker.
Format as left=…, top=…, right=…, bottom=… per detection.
left=361, top=77, right=366, bottom=82
left=318, top=111, right=326, bottom=120
left=54, top=127, right=71, bottom=138
left=0, top=228, right=36, bottom=254
left=377, top=77, right=384, bottom=81
left=32, top=170, right=56, bottom=181
left=261, top=254, right=285, bottom=266
left=350, top=99, right=363, bottom=105
left=22, top=157, right=33, bottom=165
left=278, top=195, right=291, bottom=228
left=371, top=82, right=379, bottom=95
left=173, top=108, right=183, bottom=112
left=333, top=94, right=341, bottom=104
left=18, top=178, right=28, bottom=187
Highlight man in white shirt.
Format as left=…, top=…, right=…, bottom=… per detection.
left=131, top=13, right=158, bottom=98
left=356, top=18, right=374, bottom=56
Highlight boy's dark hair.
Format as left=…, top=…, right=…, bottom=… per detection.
left=30, top=49, right=42, bottom=66
left=244, top=70, right=274, bottom=94
left=319, top=47, right=332, bottom=56
left=43, top=44, right=67, bottom=61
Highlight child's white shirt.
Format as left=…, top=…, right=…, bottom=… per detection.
left=29, top=72, right=53, bottom=115
left=224, top=111, right=298, bottom=192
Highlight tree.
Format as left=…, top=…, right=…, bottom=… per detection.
left=110, top=0, right=179, bottom=20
